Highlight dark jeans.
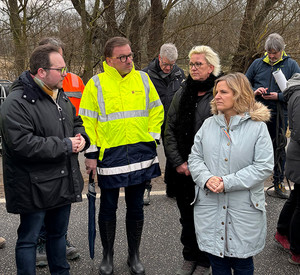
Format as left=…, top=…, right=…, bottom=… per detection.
left=208, top=254, right=254, bottom=275
left=99, top=182, right=146, bottom=222
left=267, top=110, right=288, bottom=184
left=175, top=173, right=210, bottom=267
left=277, top=184, right=300, bottom=254
left=16, top=204, right=71, bottom=275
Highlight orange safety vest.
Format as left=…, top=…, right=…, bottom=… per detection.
left=63, top=72, right=85, bottom=115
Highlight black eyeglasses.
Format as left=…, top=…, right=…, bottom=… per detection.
left=161, top=62, right=175, bottom=68
left=43, top=67, right=68, bottom=75
left=110, top=53, right=134, bottom=63
left=189, top=62, right=207, bottom=69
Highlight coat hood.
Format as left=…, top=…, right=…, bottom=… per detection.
left=248, top=101, right=271, bottom=122
left=283, top=73, right=300, bottom=102
left=214, top=101, right=270, bottom=125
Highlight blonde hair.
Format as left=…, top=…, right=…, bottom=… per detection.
left=211, top=72, right=255, bottom=115
left=188, top=45, right=221, bottom=76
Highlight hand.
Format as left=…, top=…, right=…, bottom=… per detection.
left=85, top=158, right=97, bottom=178
left=254, top=87, right=268, bottom=96
left=206, top=176, right=224, bottom=193
left=262, top=92, right=278, bottom=100
left=176, top=162, right=191, bottom=176
left=69, top=136, right=81, bottom=153
left=75, top=133, right=86, bottom=152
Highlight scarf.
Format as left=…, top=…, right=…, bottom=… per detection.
left=33, top=75, right=58, bottom=100
left=176, top=74, right=217, bottom=160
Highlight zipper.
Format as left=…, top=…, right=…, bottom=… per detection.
left=52, top=92, right=66, bottom=137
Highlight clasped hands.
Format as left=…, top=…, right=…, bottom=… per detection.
left=69, top=133, right=86, bottom=153
left=206, top=176, right=224, bottom=193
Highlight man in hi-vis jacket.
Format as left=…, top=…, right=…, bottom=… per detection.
left=79, top=37, right=164, bottom=275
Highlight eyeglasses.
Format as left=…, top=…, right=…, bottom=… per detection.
left=161, top=62, right=175, bottom=69
left=43, top=67, right=68, bottom=75
left=189, top=62, right=207, bottom=69
left=110, top=53, right=134, bottom=63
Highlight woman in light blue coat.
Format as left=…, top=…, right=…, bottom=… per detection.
left=188, top=73, right=274, bottom=275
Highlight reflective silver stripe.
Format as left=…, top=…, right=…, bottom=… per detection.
left=78, top=108, right=99, bottom=119
left=97, top=156, right=159, bottom=176
left=85, top=144, right=98, bottom=153
left=65, top=91, right=82, bottom=98
left=99, top=110, right=148, bottom=122
left=149, top=132, right=160, bottom=140
left=149, top=98, right=162, bottom=109
left=93, top=71, right=152, bottom=122
left=139, top=71, right=150, bottom=109
left=93, top=75, right=106, bottom=117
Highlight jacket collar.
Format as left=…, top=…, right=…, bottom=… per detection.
left=103, top=61, right=136, bottom=80
left=147, top=58, right=182, bottom=80
left=263, top=51, right=288, bottom=66
left=15, top=70, right=66, bottom=104
left=214, top=113, right=249, bottom=130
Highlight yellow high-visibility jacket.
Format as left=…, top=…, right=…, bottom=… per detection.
left=79, top=62, right=164, bottom=188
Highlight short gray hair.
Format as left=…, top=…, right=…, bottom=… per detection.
left=160, top=43, right=178, bottom=61
left=188, top=45, right=221, bottom=77
left=265, top=33, right=285, bottom=52
left=39, top=37, right=65, bottom=53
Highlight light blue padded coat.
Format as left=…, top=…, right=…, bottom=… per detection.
left=188, top=102, right=274, bottom=259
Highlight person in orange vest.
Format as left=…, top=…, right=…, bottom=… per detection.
left=62, top=72, right=85, bottom=115
left=33, top=37, right=85, bottom=267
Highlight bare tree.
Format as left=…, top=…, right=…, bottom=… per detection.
left=146, top=0, right=182, bottom=60
left=6, top=0, right=28, bottom=75
left=231, top=0, right=281, bottom=72
left=1, top=0, right=63, bottom=76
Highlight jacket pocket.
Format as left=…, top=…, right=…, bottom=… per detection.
left=249, top=190, right=266, bottom=212
left=30, top=166, right=70, bottom=209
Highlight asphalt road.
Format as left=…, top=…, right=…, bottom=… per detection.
left=1, top=145, right=300, bottom=274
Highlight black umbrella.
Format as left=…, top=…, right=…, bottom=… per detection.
left=87, top=171, right=96, bottom=259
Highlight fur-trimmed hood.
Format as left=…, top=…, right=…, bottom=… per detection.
left=248, top=102, right=271, bottom=122
left=212, top=101, right=271, bottom=123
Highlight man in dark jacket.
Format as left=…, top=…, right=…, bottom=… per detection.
left=0, top=45, right=90, bottom=275
left=246, top=33, right=300, bottom=199
left=143, top=43, right=185, bottom=203
left=36, top=37, right=85, bottom=266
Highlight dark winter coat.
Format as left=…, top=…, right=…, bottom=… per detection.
left=283, top=73, right=300, bottom=184
left=0, top=71, right=90, bottom=214
left=164, top=75, right=215, bottom=168
left=143, top=58, right=185, bottom=125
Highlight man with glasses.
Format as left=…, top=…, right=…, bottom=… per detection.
left=39, top=37, right=85, bottom=116
left=79, top=37, right=164, bottom=275
left=143, top=43, right=185, bottom=204
left=0, top=45, right=90, bottom=274
left=246, top=33, right=300, bottom=199
left=34, top=37, right=85, bottom=267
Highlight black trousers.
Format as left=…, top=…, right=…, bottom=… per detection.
left=175, top=173, right=210, bottom=267
left=277, top=184, right=300, bottom=254
left=267, top=110, right=288, bottom=184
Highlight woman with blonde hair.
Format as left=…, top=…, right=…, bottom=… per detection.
left=164, top=45, right=221, bottom=275
left=188, top=72, right=274, bottom=274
